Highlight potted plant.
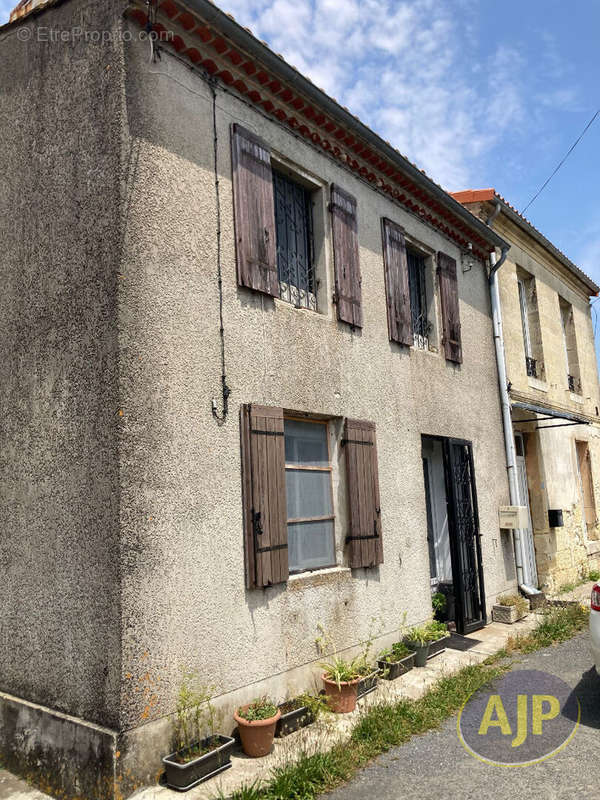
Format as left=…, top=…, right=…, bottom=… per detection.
left=354, top=618, right=384, bottom=699
left=320, top=655, right=363, bottom=713
left=162, top=672, right=235, bottom=791
left=356, top=660, right=380, bottom=699
left=316, top=625, right=363, bottom=713
left=432, top=592, right=446, bottom=621
left=424, top=620, right=451, bottom=659
left=403, top=626, right=430, bottom=667
left=275, top=693, right=327, bottom=737
left=377, top=641, right=416, bottom=680
left=492, top=594, right=530, bottom=624
left=234, top=697, right=280, bottom=758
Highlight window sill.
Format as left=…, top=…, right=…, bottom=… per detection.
left=528, top=376, right=548, bottom=392
left=273, top=296, right=329, bottom=320
left=288, top=565, right=351, bottom=591
left=569, top=392, right=584, bottom=404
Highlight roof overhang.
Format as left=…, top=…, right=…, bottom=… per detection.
left=512, top=400, right=591, bottom=429
left=120, top=0, right=507, bottom=259
left=452, top=189, right=599, bottom=296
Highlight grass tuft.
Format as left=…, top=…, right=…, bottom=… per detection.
left=507, top=602, right=589, bottom=654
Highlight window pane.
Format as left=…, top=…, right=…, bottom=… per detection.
left=284, top=420, right=328, bottom=466
left=286, top=468, right=333, bottom=519
left=288, top=520, right=335, bottom=572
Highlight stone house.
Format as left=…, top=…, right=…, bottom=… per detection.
left=0, top=1, right=518, bottom=797
left=454, top=190, right=600, bottom=591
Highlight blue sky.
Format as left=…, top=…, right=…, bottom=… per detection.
left=2, top=0, right=598, bottom=327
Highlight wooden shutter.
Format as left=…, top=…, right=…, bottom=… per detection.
left=240, top=404, right=288, bottom=588
left=343, top=418, right=383, bottom=568
left=437, top=251, right=462, bottom=363
left=577, top=442, right=597, bottom=526
left=381, top=218, right=412, bottom=345
left=231, top=124, right=278, bottom=297
left=330, top=184, right=362, bottom=327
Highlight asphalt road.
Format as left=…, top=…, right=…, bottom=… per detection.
left=325, top=632, right=600, bottom=800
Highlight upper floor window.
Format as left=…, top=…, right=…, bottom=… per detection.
left=284, top=419, right=335, bottom=573
left=408, top=249, right=429, bottom=349
left=273, top=169, right=316, bottom=311
left=559, top=297, right=581, bottom=394
left=517, top=270, right=545, bottom=381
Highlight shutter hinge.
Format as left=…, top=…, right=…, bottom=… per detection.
left=341, top=438, right=373, bottom=447
left=346, top=519, right=380, bottom=543
left=252, top=510, right=263, bottom=538
left=256, top=543, right=288, bottom=554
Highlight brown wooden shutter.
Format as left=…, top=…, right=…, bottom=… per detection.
left=330, top=184, right=362, bottom=327
left=343, top=418, right=383, bottom=568
left=381, top=218, right=412, bottom=345
left=231, top=124, right=278, bottom=297
left=437, top=251, right=462, bottom=363
left=240, top=404, right=288, bottom=588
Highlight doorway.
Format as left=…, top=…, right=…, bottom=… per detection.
left=514, top=432, right=538, bottom=586
left=423, top=435, right=486, bottom=634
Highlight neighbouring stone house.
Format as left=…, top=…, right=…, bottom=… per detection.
left=454, top=190, right=600, bottom=592
left=0, top=1, right=519, bottom=797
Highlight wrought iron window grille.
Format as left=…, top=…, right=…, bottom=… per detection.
left=407, top=250, right=429, bottom=349
left=273, top=170, right=316, bottom=311
left=526, top=356, right=537, bottom=378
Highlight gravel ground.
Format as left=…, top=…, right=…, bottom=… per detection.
left=325, top=631, right=600, bottom=800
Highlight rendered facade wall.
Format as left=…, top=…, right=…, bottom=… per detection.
left=116, top=20, right=516, bottom=753
left=0, top=0, right=126, bottom=731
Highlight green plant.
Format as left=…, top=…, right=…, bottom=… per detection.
left=316, top=625, right=364, bottom=689
left=404, top=626, right=429, bottom=646
left=172, top=670, right=222, bottom=759
left=237, top=697, right=278, bottom=722
left=589, top=569, right=600, bottom=582
left=279, top=692, right=329, bottom=719
left=508, top=602, right=589, bottom=654
left=497, top=593, right=529, bottom=618
left=424, top=620, right=450, bottom=641
left=379, top=641, right=412, bottom=663
left=431, top=592, right=446, bottom=616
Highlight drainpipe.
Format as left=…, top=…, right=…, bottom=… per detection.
left=488, top=207, right=541, bottom=596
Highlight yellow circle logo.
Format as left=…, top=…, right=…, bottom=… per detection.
left=457, top=669, right=580, bottom=766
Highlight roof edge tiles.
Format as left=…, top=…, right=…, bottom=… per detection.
left=452, top=189, right=599, bottom=296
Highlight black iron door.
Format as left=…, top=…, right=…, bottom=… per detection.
left=443, top=438, right=486, bottom=634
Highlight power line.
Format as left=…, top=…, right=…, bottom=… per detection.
left=521, top=108, right=600, bottom=216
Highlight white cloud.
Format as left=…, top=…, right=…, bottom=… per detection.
left=220, top=0, right=578, bottom=192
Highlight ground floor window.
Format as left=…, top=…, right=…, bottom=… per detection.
left=284, top=418, right=335, bottom=572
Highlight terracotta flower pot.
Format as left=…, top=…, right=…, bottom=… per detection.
left=321, top=673, right=360, bottom=713
left=234, top=706, right=281, bottom=758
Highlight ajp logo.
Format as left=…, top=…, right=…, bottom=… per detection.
left=457, top=669, right=580, bottom=766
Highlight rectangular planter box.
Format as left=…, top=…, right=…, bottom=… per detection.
left=492, top=603, right=529, bottom=624
left=275, top=704, right=315, bottom=737
left=427, top=635, right=449, bottom=659
left=163, top=735, right=236, bottom=791
left=357, top=670, right=379, bottom=699
left=377, top=651, right=415, bottom=681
